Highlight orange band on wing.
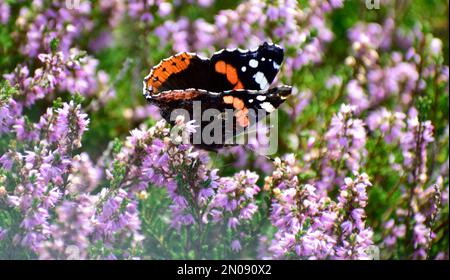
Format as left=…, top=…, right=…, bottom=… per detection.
left=215, top=60, right=227, bottom=74
left=215, top=60, right=245, bottom=90
left=232, top=97, right=245, bottom=110
left=223, top=95, right=234, bottom=104
left=223, top=95, right=249, bottom=127
left=235, top=107, right=250, bottom=127
left=233, top=81, right=244, bottom=90
left=146, top=52, right=193, bottom=93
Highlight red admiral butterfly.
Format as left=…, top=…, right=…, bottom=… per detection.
left=143, top=42, right=292, bottom=150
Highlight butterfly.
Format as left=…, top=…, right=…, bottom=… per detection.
left=143, top=42, right=292, bottom=150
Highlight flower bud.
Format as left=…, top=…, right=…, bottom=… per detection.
left=345, top=56, right=356, bottom=66
left=0, top=186, right=7, bottom=197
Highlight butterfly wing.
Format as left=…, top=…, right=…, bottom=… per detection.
left=153, top=86, right=292, bottom=150
left=143, top=52, right=211, bottom=97
left=209, top=42, right=284, bottom=91
left=153, top=86, right=292, bottom=128
left=216, top=86, right=292, bottom=128
left=143, top=42, right=285, bottom=99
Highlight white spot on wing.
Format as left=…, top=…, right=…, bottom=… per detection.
left=253, top=72, right=269, bottom=90
left=273, top=61, right=281, bottom=70
left=261, top=57, right=266, bottom=61
left=249, top=59, right=259, bottom=68
left=261, top=102, right=276, bottom=113
left=241, top=66, right=247, bottom=72
left=249, top=99, right=254, bottom=103
left=256, top=95, right=266, bottom=101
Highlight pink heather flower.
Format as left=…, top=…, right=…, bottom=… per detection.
left=435, top=252, right=449, bottom=260
left=286, top=88, right=312, bottom=118
left=158, top=2, right=172, bottom=17
left=348, top=19, right=394, bottom=50
left=210, top=170, right=260, bottom=222
left=318, top=104, right=367, bottom=192
left=197, top=0, right=214, bottom=7
left=383, top=218, right=407, bottom=249
left=267, top=155, right=346, bottom=259
left=400, top=108, right=434, bottom=184
left=385, top=62, right=418, bottom=105
left=333, top=172, right=373, bottom=259
left=74, top=187, right=144, bottom=260
left=68, top=153, right=102, bottom=194
left=13, top=117, right=39, bottom=142
left=0, top=227, right=7, bottom=241
left=16, top=2, right=93, bottom=57
left=154, top=18, right=190, bottom=53
left=4, top=49, right=110, bottom=107
left=366, top=108, right=406, bottom=143
left=231, top=240, right=242, bottom=252
left=0, top=0, right=10, bottom=24
left=194, top=19, right=217, bottom=51
left=37, top=195, right=96, bottom=260
left=54, top=101, right=89, bottom=150
left=429, top=38, right=442, bottom=56
left=326, top=75, right=343, bottom=89
left=346, top=80, right=369, bottom=112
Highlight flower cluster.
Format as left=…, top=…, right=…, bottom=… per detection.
left=13, top=1, right=92, bottom=57
left=0, top=0, right=10, bottom=24
left=208, top=170, right=260, bottom=252
left=334, top=173, right=373, bottom=259
left=0, top=98, right=89, bottom=254
left=4, top=49, right=111, bottom=108
left=317, top=104, right=367, bottom=192
left=265, top=155, right=373, bottom=259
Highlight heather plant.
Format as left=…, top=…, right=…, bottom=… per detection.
left=0, top=0, right=448, bottom=260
